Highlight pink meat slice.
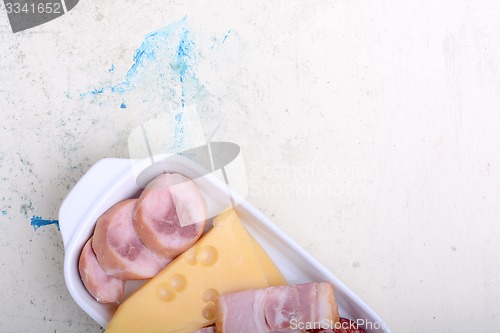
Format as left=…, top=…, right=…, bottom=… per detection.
left=78, top=238, right=125, bottom=303
left=92, top=199, right=171, bottom=280
left=216, top=282, right=339, bottom=333
left=133, top=173, right=207, bottom=258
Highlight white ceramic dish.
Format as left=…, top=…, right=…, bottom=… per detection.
left=59, top=156, right=391, bottom=332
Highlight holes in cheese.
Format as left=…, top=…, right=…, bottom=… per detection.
left=104, top=209, right=286, bottom=333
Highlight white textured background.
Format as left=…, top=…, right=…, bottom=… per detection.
left=1, top=1, right=500, bottom=332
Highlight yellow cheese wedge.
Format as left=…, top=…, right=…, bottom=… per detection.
left=105, top=209, right=285, bottom=333
left=249, top=237, right=287, bottom=286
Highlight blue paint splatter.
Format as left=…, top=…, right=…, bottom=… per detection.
left=176, top=27, right=195, bottom=111
left=108, top=64, right=115, bottom=73
left=109, top=17, right=194, bottom=99
left=173, top=26, right=195, bottom=148
left=1, top=210, right=7, bottom=216
left=81, top=17, right=200, bottom=150
left=177, top=28, right=192, bottom=81
left=80, top=87, right=104, bottom=98
left=174, top=112, right=185, bottom=148
left=82, top=17, right=198, bottom=113
left=31, top=216, right=59, bottom=231
left=175, top=112, right=183, bottom=123
left=79, top=18, right=232, bottom=154
left=222, top=30, right=231, bottom=44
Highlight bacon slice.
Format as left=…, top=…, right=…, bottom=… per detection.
left=216, top=282, right=339, bottom=333
left=92, top=199, right=171, bottom=279
left=133, top=173, right=207, bottom=258
left=78, top=238, right=125, bottom=303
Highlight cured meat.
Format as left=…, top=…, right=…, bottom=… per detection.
left=133, top=173, right=207, bottom=258
left=216, top=282, right=339, bottom=333
left=92, top=199, right=170, bottom=279
left=78, top=238, right=125, bottom=303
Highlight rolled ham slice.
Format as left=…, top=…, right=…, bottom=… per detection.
left=133, top=173, right=207, bottom=258
left=78, top=238, right=125, bottom=303
left=216, top=282, right=339, bottom=333
left=92, top=199, right=171, bottom=279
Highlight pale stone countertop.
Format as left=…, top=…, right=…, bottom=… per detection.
left=1, top=1, right=500, bottom=332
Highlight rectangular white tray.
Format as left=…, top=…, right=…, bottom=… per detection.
left=59, top=156, right=391, bottom=332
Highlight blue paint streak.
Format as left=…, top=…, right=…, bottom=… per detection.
left=222, top=30, right=231, bottom=44
left=177, top=28, right=193, bottom=109
left=111, top=17, right=188, bottom=96
left=177, top=29, right=191, bottom=79
left=175, top=112, right=183, bottom=122
left=79, top=17, right=206, bottom=153
left=173, top=25, right=195, bottom=150
left=174, top=111, right=185, bottom=149
left=80, top=88, right=104, bottom=98
left=31, top=216, right=59, bottom=231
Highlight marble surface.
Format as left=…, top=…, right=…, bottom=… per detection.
left=1, top=1, right=500, bottom=332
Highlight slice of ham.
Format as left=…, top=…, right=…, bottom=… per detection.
left=133, top=173, right=207, bottom=258
left=216, top=282, right=339, bottom=333
left=92, top=199, right=171, bottom=279
left=78, top=238, right=125, bottom=303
